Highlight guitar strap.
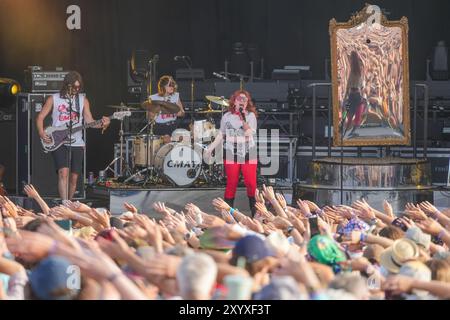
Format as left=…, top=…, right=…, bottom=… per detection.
left=75, top=94, right=80, bottom=119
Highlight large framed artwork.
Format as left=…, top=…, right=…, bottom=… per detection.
left=330, top=4, right=410, bottom=146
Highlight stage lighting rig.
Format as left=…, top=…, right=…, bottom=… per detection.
left=0, top=78, right=21, bottom=97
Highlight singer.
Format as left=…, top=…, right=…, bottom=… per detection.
left=206, top=90, right=258, bottom=216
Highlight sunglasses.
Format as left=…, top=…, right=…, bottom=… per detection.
left=236, top=96, right=248, bottom=102
left=167, top=82, right=175, bottom=88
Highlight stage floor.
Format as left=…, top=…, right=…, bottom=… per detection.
left=88, top=184, right=294, bottom=216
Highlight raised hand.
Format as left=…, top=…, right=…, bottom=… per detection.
left=199, top=214, right=226, bottom=229
left=305, top=200, right=320, bottom=213
left=383, top=200, right=395, bottom=218
left=261, top=185, right=276, bottom=202
left=23, top=184, right=41, bottom=199
left=255, top=201, right=270, bottom=216
left=164, top=212, right=189, bottom=236
left=133, top=214, right=163, bottom=253
left=404, top=206, right=428, bottom=222
left=255, top=189, right=265, bottom=204
left=275, top=193, right=287, bottom=209
left=51, top=205, right=76, bottom=220
left=272, top=216, right=293, bottom=230
left=86, top=208, right=111, bottom=230
left=63, top=200, right=92, bottom=214
left=240, top=216, right=264, bottom=234
left=415, top=218, right=444, bottom=236
left=419, top=201, right=439, bottom=216
left=97, top=230, right=133, bottom=260
left=6, top=230, right=54, bottom=262
left=0, top=197, right=18, bottom=218
left=296, top=199, right=311, bottom=218
left=124, top=202, right=138, bottom=214
left=212, top=198, right=231, bottom=212
left=352, top=199, right=376, bottom=221
left=185, top=203, right=202, bottom=215
left=153, top=202, right=172, bottom=217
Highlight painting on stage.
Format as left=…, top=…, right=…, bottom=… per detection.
left=330, top=4, right=410, bottom=146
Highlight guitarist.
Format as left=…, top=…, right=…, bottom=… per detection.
left=36, top=71, right=110, bottom=200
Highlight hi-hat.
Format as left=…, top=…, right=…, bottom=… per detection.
left=141, top=100, right=180, bottom=114
left=205, top=95, right=229, bottom=107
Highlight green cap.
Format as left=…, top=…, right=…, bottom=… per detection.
left=307, top=235, right=346, bottom=265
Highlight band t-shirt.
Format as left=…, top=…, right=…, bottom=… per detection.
left=51, top=93, right=85, bottom=147
left=220, top=111, right=257, bottom=163
left=150, top=93, right=180, bottom=124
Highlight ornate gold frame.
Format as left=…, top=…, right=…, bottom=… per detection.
left=330, top=4, right=410, bottom=146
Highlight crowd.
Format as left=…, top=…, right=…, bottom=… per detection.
left=0, top=183, right=450, bottom=300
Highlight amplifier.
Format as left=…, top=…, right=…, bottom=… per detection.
left=24, top=70, right=69, bottom=93
left=175, top=69, right=205, bottom=80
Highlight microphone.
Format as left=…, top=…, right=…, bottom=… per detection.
left=239, top=107, right=246, bottom=122
left=212, top=72, right=229, bottom=81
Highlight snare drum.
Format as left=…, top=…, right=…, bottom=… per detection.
left=132, top=135, right=163, bottom=167
left=193, top=120, right=218, bottom=142
left=171, top=129, right=191, bottom=145
left=154, top=143, right=202, bottom=187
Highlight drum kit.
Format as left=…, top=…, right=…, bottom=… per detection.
left=104, top=95, right=230, bottom=187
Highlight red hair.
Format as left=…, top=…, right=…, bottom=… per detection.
left=228, top=90, right=257, bottom=116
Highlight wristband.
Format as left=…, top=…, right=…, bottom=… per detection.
left=184, top=231, right=193, bottom=241
left=315, top=209, right=324, bottom=216
left=360, top=232, right=368, bottom=243
left=107, top=272, right=122, bottom=283
left=437, top=229, right=447, bottom=240
left=49, top=240, right=58, bottom=256
left=431, top=210, right=440, bottom=220
left=229, top=208, right=236, bottom=216
left=286, top=226, right=294, bottom=235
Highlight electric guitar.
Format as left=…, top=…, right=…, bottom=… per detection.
left=40, top=111, right=131, bottom=153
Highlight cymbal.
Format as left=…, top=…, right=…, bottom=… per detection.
left=141, top=100, right=180, bottom=114
left=205, top=95, right=229, bottom=107
left=196, top=109, right=223, bottom=114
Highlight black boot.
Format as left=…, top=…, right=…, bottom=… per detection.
left=225, top=198, right=235, bottom=208
left=248, top=196, right=256, bottom=217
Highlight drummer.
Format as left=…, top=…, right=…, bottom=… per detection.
left=148, top=75, right=185, bottom=144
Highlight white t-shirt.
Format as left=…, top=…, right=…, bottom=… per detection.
left=150, top=93, right=180, bottom=124
left=51, top=93, right=85, bottom=147
left=220, top=111, right=257, bottom=159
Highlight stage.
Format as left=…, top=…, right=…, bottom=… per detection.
left=88, top=184, right=294, bottom=216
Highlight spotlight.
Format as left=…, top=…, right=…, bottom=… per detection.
left=0, top=78, right=21, bottom=97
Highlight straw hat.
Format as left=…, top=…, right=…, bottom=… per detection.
left=380, top=238, right=419, bottom=274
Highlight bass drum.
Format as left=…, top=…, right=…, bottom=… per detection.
left=154, top=143, right=202, bottom=187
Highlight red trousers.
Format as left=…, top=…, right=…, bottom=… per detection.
left=224, top=161, right=257, bottom=199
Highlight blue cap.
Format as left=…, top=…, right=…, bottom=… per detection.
left=29, top=255, right=80, bottom=300
left=232, top=235, right=272, bottom=263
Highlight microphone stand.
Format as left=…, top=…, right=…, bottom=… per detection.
left=182, top=56, right=194, bottom=118
left=143, top=57, right=155, bottom=187
left=340, top=104, right=349, bottom=205
left=66, top=88, right=74, bottom=201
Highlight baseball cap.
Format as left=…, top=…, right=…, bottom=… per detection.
left=29, top=255, right=80, bottom=300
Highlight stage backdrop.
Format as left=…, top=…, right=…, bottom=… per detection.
left=1, top=0, right=450, bottom=176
